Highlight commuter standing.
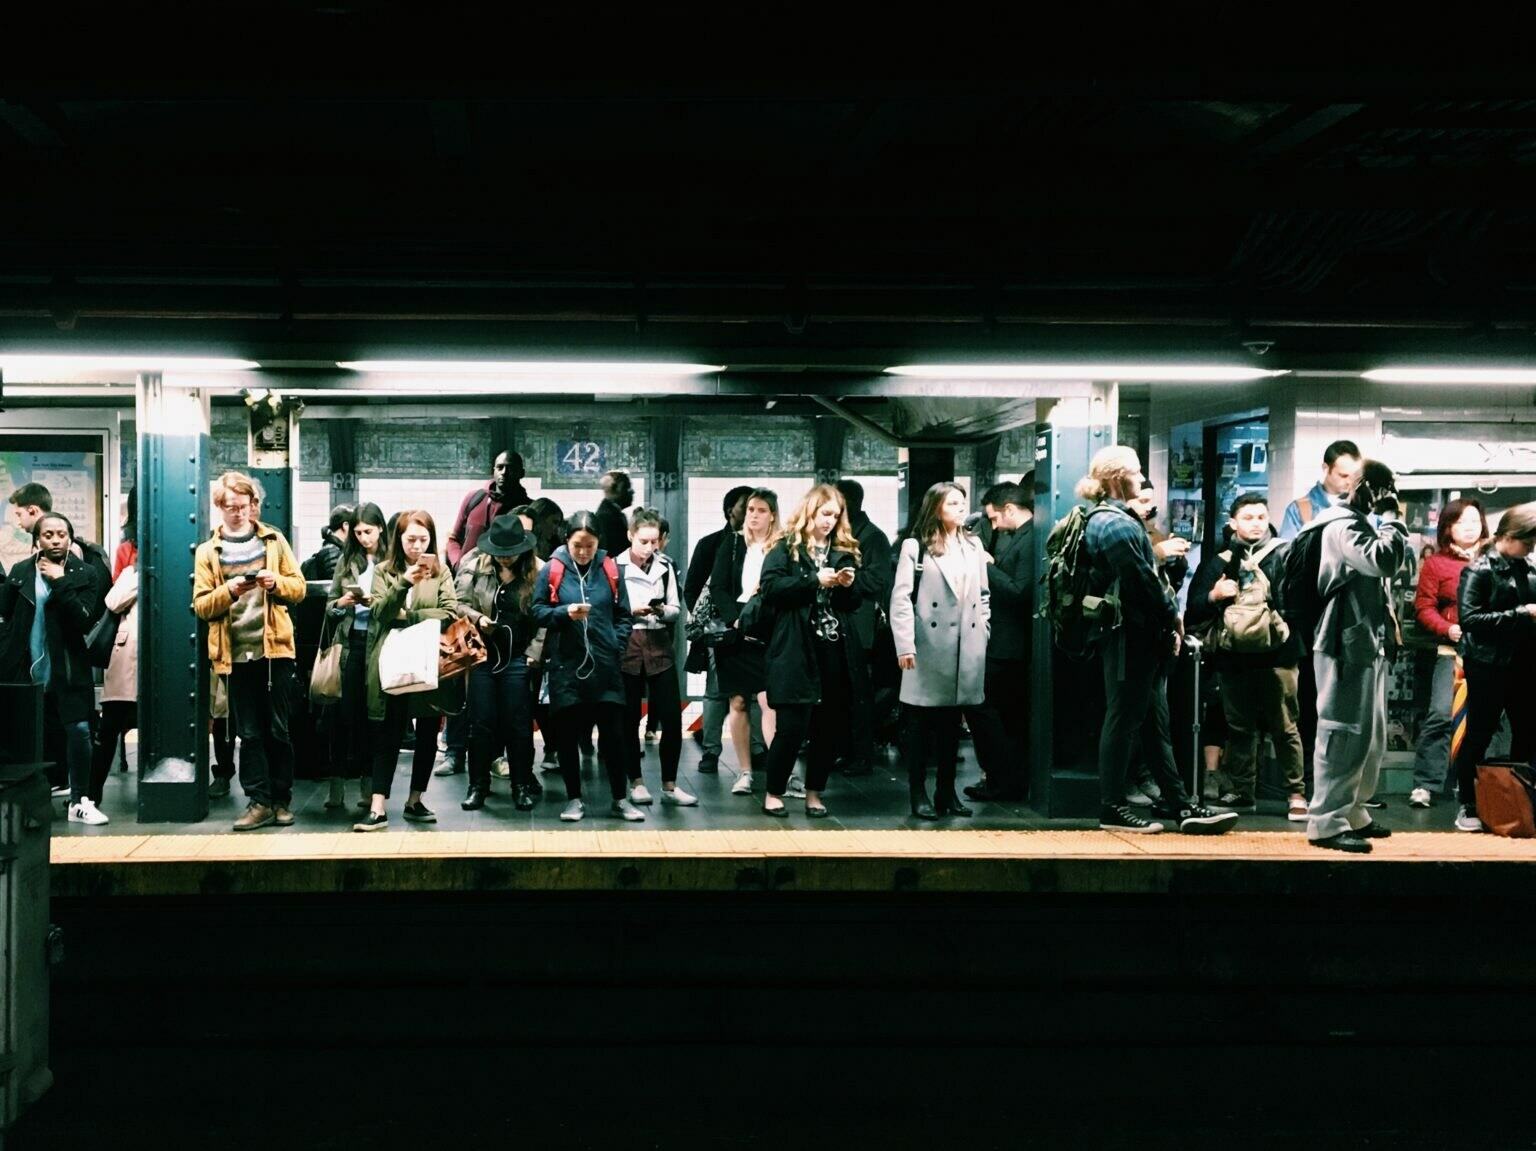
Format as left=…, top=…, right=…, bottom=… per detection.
left=1279, top=440, right=1363, bottom=541
left=594, top=470, right=635, bottom=558
left=446, top=450, right=531, bottom=569
left=1079, top=447, right=1239, bottom=835
left=302, top=504, right=352, bottom=582
left=0, top=513, right=107, bottom=822
left=532, top=511, right=642, bottom=822
left=1409, top=499, right=1488, bottom=808
left=617, top=509, right=693, bottom=806
left=353, top=510, right=459, bottom=831
left=326, top=503, right=390, bottom=811
left=9, top=482, right=112, bottom=588
left=1294, top=460, right=1408, bottom=852
left=88, top=537, right=139, bottom=808
left=965, top=478, right=1035, bottom=802
left=754, top=485, right=862, bottom=817
left=1448, top=501, right=1536, bottom=833
left=1185, top=494, right=1306, bottom=820
left=192, top=471, right=308, bottom=831
left=455, top=513, right=541, bottom=812
left=890, top=482, right=991, bottom=820
left=834, top=479, right=893, bottom=777
left=709, top=489, right=784, bottom=796
left=685, top=485, right=764, bottom=774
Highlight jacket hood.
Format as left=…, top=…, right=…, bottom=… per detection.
left=1297, top=503, right=1360, bottom=535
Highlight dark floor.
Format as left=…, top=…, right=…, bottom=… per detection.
left=66, top=732, right=1461, bottom=835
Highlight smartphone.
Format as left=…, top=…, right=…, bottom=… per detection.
left=419, top=554, right=438, bottom=574
left=343, top=582, right=370, bottom=604
left=648, top=596, right=665, bottom=609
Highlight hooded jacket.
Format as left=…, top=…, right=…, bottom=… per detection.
left=1295, top=503, right=1408, bottom=665
left=193, top=521, right=308, bottom=675
left=531, top=545, right=633, bottom=710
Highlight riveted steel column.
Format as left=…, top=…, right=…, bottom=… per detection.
left=649, top=416, right=688, bottom=680
left=136, top=372, right=210, bottom=823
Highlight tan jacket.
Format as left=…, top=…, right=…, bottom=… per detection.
left=192, top=521, right=307, bottom=675
left=102, top=566, right=138, bottom=703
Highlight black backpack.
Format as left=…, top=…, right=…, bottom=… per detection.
left=1037, top=504, right=1121, bottom=660
left=1278, top=522, right=1335, bottom=651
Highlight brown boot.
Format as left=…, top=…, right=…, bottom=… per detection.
left=272, top=805, right=295, bottom=827
left=233, top=803, right=274, bottom=831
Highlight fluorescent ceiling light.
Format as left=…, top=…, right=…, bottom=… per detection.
left=1363, top=368, right=1536, bottom=385
left=338, top=360, right=723, bottom=376
left=3, top=385, right=136, bottom=399
left=0, top=355, right=258, bottom=379
left=887, top=364, right=1287, bottom=382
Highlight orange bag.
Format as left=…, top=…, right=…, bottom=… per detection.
left=437, top=616, right=488, bottom=683
left=1475, top=762, right=1536, bottom=838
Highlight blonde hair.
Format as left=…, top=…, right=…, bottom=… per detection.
left=213, top=470, right=261, bottom=508
left=774, top=484, right=862, bottom=564
left=1495, top=500, right=1536, bottom=544
left=1075, top=446, right=1142, bottom=503
left=741, top=488, right=782, bottom=549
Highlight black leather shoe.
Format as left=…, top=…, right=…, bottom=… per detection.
left=1353, top=821, right=1392, bottom=839
left=935, top=792, right=973, bottom=818
left=910, top=788, right=938, bottom=821
left=461, top=785, right=487, bottom=811
left=1310, top=832, right=1372, bottom=854
left=514, top=785, right=536, bottom=812
left=964, top=781, right=1000, bottom=802
left=696, top=752, right=720, bottom=774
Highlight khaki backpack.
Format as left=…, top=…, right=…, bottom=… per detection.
left=1212, top=539, right=1291, bottom=653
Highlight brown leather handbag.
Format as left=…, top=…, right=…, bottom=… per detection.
left=1475, top=761, right=1536, bottom=838
left=437, top=616, right=488, bottom=682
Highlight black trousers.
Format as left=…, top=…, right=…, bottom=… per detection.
left=371, top=701, right=440, bottom=800
left=767, top=637, right=852, bottom=796
left=468, top=658, right=534, bottom=789
left=42, top=691, right=93, bottom=802
left=227, top=658, right=295, bottom=809
left=339, top=630, right=376, bottom=781
left=1453, top=658, right=1536, bottom=806
left=212, top=717, right=236, bottom=781
left=624, top=666, right=682, bottom=784
left=844, top=634, right=878, bottom=767
left=903, top=705, right=965, bottom=796
left=89, top=700, right=136, bottom=804
left=1296, top=651, right=1319, bottom=783
left=555, top=701, right=628, bottom=802
left=1097, top=635, right=1188, bottom=809
left=964, top=657, right=1031, bottom=795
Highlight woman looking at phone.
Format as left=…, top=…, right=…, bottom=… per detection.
left=531, top=510, right=639, bottom=822
left=757, top=484, right=864, bottom=818
left=326, top=503, right=389, bottom=811
left=352, top=510, right=460, bottom=831
left=617, top=508, right=692, bottom=807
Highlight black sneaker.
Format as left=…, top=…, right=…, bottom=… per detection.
left=402, top=801, right=436, bottom=823
left=1099, top=804, right=1164, bottom=834
left=1152, top=800, right=1240, bottom=835
left=352, top=811, right=388, bottom=833
left=1353, top=820, right=1391, bottom=839
left=1311, top=831, right=1372, bottom=854
left=696, top=753, right=720, bottom=775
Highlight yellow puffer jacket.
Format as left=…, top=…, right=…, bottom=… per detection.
left=192, top=521, right=308, bottom=675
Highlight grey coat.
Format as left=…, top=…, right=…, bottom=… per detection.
left=890, top=534, right=990, bottom=708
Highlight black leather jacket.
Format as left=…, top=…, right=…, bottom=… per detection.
left=1457, top=550, right=1536, bottom=667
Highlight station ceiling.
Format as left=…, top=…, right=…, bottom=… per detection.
left=3, top=56, right=1536, bottom=369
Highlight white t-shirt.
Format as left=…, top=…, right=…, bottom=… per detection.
left=739, top=540, right=767, bottom=603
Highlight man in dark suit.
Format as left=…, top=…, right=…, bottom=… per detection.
left=595, top=470, right=635, bottom=558
left=685, top=486, right=759, bottom=772
left=965, top=477, right=1036, bottom=801
left=835, top=480, right=893, bottom=775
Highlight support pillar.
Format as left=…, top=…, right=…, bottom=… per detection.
left=1029, top=385, right=1118, bottom=820
left=328, top=418, right=359, bottom=509
left=897, top=446, right=955, bottom=529
left=136, top=373, right=210, bottom=823
left=813, top=416, right=846, bottom=486
left=649, top=416, right=688, bottom=685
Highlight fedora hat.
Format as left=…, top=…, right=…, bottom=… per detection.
left=477, top=513, right=535, bottom=559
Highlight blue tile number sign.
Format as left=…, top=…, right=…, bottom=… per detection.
left=556, top=439, right=607, bottom=477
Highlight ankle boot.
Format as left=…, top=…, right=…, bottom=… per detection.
left=934, top=788, right=973, bottom=818
left=910, top=783, right=938, bottom=821
left=462, top=774, right=489, bottom=811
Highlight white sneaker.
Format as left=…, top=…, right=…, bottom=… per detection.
left=785, top=775, right=807, bottom=799
left=629, top=783, right=653, bottom=805
left=1454, top=805, right=1485, bottom=833
left=661, top=786, right=698, bottom=807
left=611, top=798, right=646, bottom=822
left=493, top=756, right=511, bottom=778
left=1125, top=781, right=1156, bottom=807
left=68, top=798, right=109, bottom=826
left=1408, top=787, right=1432, bottom=808
left=560, top=799, right=585, bottom=822
left=731, top=772, right=754, bottom=796
left=51, top=784, right=69, bottom=799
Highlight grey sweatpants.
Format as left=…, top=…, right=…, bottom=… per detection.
left=1308, top=651, right=1388, bottom=841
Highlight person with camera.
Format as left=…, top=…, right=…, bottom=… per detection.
left=1291, top=460, right=1409, bottom=852
left=758, top=485, right=863, bottom=818
left=1186, top=494, right=1307, bottom=820
left=192, top=471, right=308, bottom=831
left=1449, top=501, right=1536, bottom=833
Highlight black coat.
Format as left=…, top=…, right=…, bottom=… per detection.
left=0, top=554, right=105, bottom=723
left=1458, top=550, right=1536, bottom=668
left=710, top=531, right=755, bottom=627
left=1185, top=535, right=1300, bottom=670
left=685, top=526, right=728, bottom=610
left=301, top=535, right=344, bottom=582
left=759, top=544, right=864, bottom=709
left=845, top=512, right=893, bottom=650
left=984, top=523, right=1035, bottom=662
left=595, top=499, right=631, bottom=560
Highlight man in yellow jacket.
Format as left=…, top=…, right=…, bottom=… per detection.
left=192, top=471, right=307, bottom=830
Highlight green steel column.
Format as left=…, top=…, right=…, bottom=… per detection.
left=649, top=417, right=688, bottom=681
left=136, top=373, right=211, bottom=823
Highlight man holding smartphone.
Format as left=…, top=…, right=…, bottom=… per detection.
left=193, top=471, right=308, bottom=831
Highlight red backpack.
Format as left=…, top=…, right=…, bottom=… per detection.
left=545, top=555, right=621, bottom=605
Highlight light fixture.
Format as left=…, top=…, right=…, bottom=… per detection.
left=0, top=354, right=259, bottom=380
left=886, top=364, right=1288, bottom=382
left=338, top=360, right=723, bottom=376
left=1363, top=368, right=1536, bottom=385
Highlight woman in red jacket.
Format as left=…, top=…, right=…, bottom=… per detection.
left=1410, top=499, right=1489, bottom=807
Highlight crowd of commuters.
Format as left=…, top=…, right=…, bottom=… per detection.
left=5, top=433, right=1533, bottom=843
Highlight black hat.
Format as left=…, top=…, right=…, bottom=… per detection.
left=477, top=514, right=535, bottom=559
